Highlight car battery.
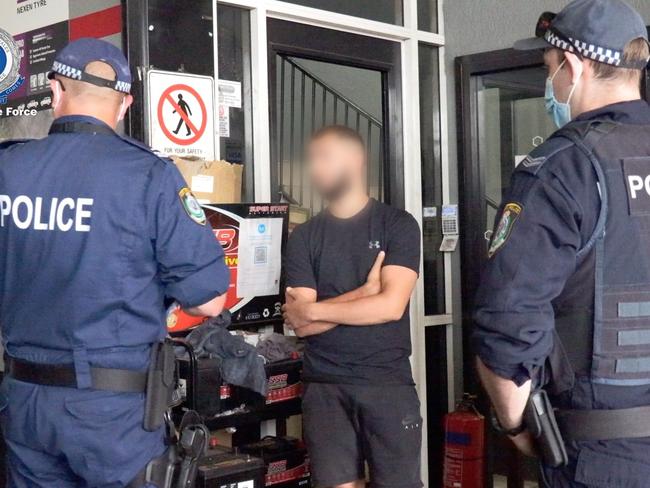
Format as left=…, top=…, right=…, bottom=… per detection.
left=177, top=355, right=238, bottom=417
left=196, top=447, right=266, bottom=488
left=239, top=437, right=310, bottom=488
left=234, top=358, right=303, bottom=407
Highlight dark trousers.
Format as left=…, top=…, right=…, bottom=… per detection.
left=1, top=376, right=164, bottom=488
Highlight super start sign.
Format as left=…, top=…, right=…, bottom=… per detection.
left=167, top=203, right=289, bottom=334
left=147, top=70, right=216, bottom=160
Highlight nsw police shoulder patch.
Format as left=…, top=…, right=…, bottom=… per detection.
left=179, top=187, right=206, bottom=226
left=488, top=203, right=522, bottom=258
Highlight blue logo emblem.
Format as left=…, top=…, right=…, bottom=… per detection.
left=258, top=223, right=266, bottom=234
left=0, top=28, right=24, bottom=105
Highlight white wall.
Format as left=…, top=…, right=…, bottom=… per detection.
left=442, top=0, right=650, bottom=397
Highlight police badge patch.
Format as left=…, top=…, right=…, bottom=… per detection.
left=488, top=203, right=522, bottom=258
left=178, top=187, right=206, bottom=225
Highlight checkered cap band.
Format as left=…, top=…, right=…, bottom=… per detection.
left=114, top=80, right=131, bottom=93
left=545, top=30, right=623, bottom=66
left=52, top=61, right=83, bottom=80
left=52, top=61, right=131, bottom=93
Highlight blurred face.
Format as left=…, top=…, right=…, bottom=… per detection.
left=307, top=134, right=366, bottom=202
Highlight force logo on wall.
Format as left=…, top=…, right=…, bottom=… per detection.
left=0, top=28, right=24, bottom=104
left=488, top=202, right=522, bottom=258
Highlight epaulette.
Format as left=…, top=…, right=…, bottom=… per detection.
left=515, top=135, right=575, bottom=176
left=0, top=139, right=32, bottom=150
left=117, top=134, right=174, bottom=164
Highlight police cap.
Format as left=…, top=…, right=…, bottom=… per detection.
left=47, top=38, right=132, bottom=94
left=514, top=0, right=650, bottom=69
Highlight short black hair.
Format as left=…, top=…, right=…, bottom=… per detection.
left=310, top=125, right=366, bottom=151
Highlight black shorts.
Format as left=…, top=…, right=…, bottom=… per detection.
left=302, top=382, right=422, bottom=488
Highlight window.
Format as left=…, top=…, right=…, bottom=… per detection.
left=146, top=1, right=254, bottom=201
left=148, top=0, right=214, bottom=75
left=217, top=5, right=254, bottom=200
left=283, top=0, right=403, bottom=25
left=417, top=0, right=438, bottom=33
left=418, top=43, right=445, bottom=315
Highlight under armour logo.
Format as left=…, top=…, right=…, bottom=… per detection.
left=368, top=241, right=381, bottom=249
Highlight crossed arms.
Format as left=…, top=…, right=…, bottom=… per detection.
left=282, top=252, right=418, bottom=337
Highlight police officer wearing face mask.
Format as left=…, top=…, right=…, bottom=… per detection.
left=0, top=38, right=230, bottom=487
left=472, top=0, right=650, bottom=486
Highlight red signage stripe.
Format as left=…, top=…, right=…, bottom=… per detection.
left=69, top=5, right=123, bottom=41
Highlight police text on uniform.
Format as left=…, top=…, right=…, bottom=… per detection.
left=0, top=195, right=93, bottom=232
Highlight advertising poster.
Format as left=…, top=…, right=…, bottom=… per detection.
left=9, top=20, right=68, bottom=111
left=167, top=203, right=289, bottom=333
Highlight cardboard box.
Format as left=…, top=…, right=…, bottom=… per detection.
left=173, top=156, right=243, bottom=203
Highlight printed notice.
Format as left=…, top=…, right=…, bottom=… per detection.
left=237, top=218, right=283, bottom=298
left=191, top=174, right=214, bottom=194
left=219, top=104, right=230, bottom=137
left=218, top=79, right=242, bottom=108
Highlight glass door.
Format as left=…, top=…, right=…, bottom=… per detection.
left=456, top=48, right=551, bottom=488
left=478, top=67, right=556, bottom=239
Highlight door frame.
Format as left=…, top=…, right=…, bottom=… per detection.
left=455, top=47, right=544, bottom=392
left=455, top=47, right=546, bottom=488
left=456, top=43, right=650, bottom=487
left=124, top=2, right=451, bottom=483
left=266, top=19, right=403, bottom=207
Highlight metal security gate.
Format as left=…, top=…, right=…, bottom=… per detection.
left=275, top=54, right=384, bottom=210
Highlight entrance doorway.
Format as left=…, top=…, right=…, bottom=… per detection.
left=456, top=48, right=552, bottom=488
left=267, top=19, right=403, bottom=212
left=457, top=41, right=650, bottom=488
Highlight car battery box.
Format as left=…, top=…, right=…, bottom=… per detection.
left=177, top=356, right=237, bottom=417
left=196, top=447, right=266, bottom=488
left=234, top=359, right=303, bottom=407
left=239, top=437, right=310, bottom=488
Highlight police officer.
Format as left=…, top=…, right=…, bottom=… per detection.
left=0, top=38, right=230, bottom=487
left=472, top=0, right=650, bottom=486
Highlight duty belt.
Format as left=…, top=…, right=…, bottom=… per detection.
left=557, top=406, right=650, bottom=442
left=5, top=356, right=147, bottom=393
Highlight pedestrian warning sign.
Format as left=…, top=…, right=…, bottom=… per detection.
left=147, top=70, right=216, bottom=160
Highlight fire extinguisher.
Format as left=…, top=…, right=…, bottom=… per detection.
left=443, top=393, right=485, bottom=488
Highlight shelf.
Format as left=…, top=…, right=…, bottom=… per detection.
left=202, top=398, right=303, bottom=430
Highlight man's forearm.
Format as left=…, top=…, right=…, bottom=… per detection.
left=290, top=283, right=375, bottom=337
left=311, top=292, right=407, bottom=326
left=294, top=321, right=336, bottom=337
left=325, top=284, right=373, bottom=304
left=476, top=357, right=531, bottom=429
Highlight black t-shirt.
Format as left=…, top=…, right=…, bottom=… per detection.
left=285, top=198, right=421, bottom=385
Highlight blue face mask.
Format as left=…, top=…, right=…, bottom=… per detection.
left=545, top=60, right=581, bottom=129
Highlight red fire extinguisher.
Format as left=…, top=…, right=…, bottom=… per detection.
left=443, top=394, right=485, bottom=488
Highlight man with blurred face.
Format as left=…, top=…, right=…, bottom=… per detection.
left=283, top=126, right=422, bottom=488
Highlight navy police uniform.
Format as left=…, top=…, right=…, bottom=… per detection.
left=0, top=39, right=229, bottom=488
left=474, top=1, right=650, bottom=486
left=474, top=100, right=650, bottom=487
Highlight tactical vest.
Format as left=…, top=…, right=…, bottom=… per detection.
left=552, top=119, right=650, bottom=388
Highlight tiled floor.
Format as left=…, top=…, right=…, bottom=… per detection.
left=493, top=475, right=539, bottom=488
